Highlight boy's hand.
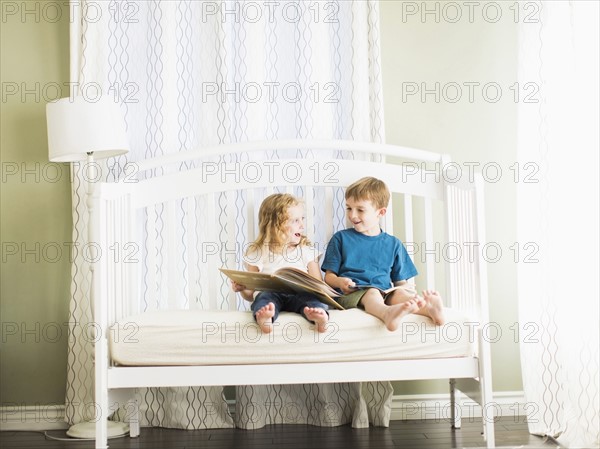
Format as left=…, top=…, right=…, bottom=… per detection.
left=338, top=277, right=357, bottom=294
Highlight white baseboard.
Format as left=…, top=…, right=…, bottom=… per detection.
left=0, top=391, right=526, bottom=431
left=390, top=391, right=527, bottom=421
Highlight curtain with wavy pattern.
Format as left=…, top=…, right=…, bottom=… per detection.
left=64, top=0, right=389, bottom=430
left=516, top=2, right=599, bottom=447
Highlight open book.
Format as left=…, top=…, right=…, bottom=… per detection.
left=219, top=267, right=344, bottom=310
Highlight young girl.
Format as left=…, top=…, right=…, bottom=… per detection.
left=231, top=193, right=329, bottom=334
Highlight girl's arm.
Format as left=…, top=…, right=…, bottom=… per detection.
left=307, top=260, right=322, bottom=281
left=231, top=264, right=259, bottom=302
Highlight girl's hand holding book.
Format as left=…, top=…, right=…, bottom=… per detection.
left=231, top=280, right=247, bottom=292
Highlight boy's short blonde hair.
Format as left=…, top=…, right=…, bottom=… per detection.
left=345, top=177, right=390, bottom=209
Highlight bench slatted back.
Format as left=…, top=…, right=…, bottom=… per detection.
left=96, top=142, right=487, bottom=329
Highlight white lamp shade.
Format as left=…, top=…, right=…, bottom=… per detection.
left=46, top=96, right=129, bottom=162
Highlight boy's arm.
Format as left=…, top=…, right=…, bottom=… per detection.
left=322, top=233, right=356, bottom=292
left=325, top=270, right=357, bottom=294
left=231, top=264, right=259, bottom=302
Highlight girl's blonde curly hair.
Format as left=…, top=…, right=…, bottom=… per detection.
left=247, top=193, right=310, bottom=255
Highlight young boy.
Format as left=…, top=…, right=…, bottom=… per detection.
left=322, top=177, right=445, bottom=331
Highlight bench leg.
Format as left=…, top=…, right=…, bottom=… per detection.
left=96, top=417, right=108, bottom=449
left=478, top=331, right=496, bottom=448
left=127, top=398, right=140, bottom=438
left=449, top=378, right=462, bottom=429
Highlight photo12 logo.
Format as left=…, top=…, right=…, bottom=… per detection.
left=199, top=160, right=340, bottom=185
left=201, top=81, right=340, bottom=104
left=1, top=241, right=139, bottom=264
left=401, top=161, right=540, bottom=184
left=400, top=82, right=540, bottom=104
left=1, top=161, right=139, bottom=185
left=1, top=2, right=140, bottom=24
left=1, top=81, right=139, bottom=104
left=200, top=1, right=341, bottom=24
left=400, top=2, right=541, bottom=24
left=405, top=241, right=540, bottom=264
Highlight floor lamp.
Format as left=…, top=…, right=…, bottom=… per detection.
left=46, top=96, right=130, bottom=439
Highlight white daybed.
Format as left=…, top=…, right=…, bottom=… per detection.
left=93, top=140, right=495, bottom=448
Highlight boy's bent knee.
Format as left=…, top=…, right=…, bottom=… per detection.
left=358, top=288, right=385, bottom=308
left=364, top=288, right=383, bottom=299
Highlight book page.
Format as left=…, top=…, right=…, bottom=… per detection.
left=273, top=267, right=340, bottom=297
left=219, top=268, right=294, bottom=293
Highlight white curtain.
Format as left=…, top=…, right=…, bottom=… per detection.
left=516, top=2, right=599, bottom=448
left=65, top=0, right=389, bottom=430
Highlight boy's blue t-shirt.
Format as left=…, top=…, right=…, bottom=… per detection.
left=321, top=228, right=417, bottom=291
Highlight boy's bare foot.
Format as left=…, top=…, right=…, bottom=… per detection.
left=383, top=298, right=421, bottom=332
left=256, top=302, right=276, bottom=333
left=421, top=290, right=445, bottom=325
left=304, top=307, right=329, bottom=333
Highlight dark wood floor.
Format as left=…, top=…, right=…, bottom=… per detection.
left=1, top=417, right=561, bottom=449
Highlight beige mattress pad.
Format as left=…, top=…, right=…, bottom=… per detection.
left=109, top=308, right=477, bottom=366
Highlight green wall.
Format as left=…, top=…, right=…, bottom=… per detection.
left=380, top=0, right=522, bottom=394
left=0, top=1, right=522, bottom=410
left=1, top=3, right=71, bottom=405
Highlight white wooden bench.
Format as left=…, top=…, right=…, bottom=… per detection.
left=93, top=139, right=495, bottom=448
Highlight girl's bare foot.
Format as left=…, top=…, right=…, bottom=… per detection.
left=304, top=307, right=329, bottom=333
left=256, top=302, right=276, bottom=333
left=421, top=290, right=445, bottom=325
left=383, top=298, right=422, bottom=331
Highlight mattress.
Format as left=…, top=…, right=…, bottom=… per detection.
left=109, top=308, right=477, bottom=366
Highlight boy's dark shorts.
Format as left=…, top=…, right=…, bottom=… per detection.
left=337, top=289, right=370, bottom=309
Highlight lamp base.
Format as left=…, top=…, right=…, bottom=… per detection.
left=66, top=421, right=129, bottom=439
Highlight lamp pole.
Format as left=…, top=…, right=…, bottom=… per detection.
left=46, top=96, right=130, bottom=440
